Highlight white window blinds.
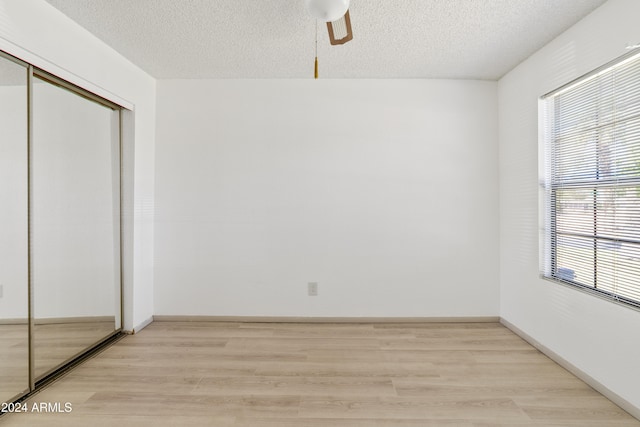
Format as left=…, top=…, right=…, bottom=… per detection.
left=541, top=51, right=640, bottom=309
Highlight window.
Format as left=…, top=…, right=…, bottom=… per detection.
left=541, top=51, right=640, bottom=309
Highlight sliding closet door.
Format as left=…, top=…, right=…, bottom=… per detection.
left=0, top=55, right=29, bottom=402
left=31, top=76, right=121, bottom=379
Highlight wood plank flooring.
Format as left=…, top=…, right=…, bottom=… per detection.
left=0, top=321, right=116, bottom=403
left=1, top=321, right=638, bottom=426
left=32, top=321, right=117, bottom=378
left=0, top=325, right=28, bottom=403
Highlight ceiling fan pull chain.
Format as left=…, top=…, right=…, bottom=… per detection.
left=314, top=19, right=319, bottom=79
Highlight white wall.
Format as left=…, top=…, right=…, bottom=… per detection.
left=155, top=79, right=499, bottom=317
left=0, top=0, right=156, bottom=329
left=499, top=0, right=640, bottom=412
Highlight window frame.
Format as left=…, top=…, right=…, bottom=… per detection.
left=540, top=49, right=640, bottom=311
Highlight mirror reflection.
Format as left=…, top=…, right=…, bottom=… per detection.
left=32, top=77, right=121, bottom=378
left=0, top=56, right=29, bottom=402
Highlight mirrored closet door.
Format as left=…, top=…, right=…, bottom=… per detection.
left=0, top=50, right=123, bottom=403
left=31, top=74, right=122, bottom=379
left=0, top=53, right=29, bottom=404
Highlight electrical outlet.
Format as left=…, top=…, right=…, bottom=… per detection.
left=0, top=284, right=3, bottom=299
left=308, top=282, right=318, bottom=296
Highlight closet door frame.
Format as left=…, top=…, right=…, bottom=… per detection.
left=0, top=49, right=125, bottom=400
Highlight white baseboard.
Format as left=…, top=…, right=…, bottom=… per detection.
left=500, top=318, right=640, bottom=421
left=0, top=318, right=28, bottom=325
left=128, top=316, right=154, bottom=334
left=34, top=316, right=115, bottom=325
left=152, top=315, right=500, bottom=323
left=0, top=316, right=115, bottom=325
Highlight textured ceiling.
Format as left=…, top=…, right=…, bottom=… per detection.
left=45, top=0, right=607, bottom=80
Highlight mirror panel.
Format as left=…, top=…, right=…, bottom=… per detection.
left=0, top=55, right=29, bottom=402
left=32, top=77, right=121, bottom=378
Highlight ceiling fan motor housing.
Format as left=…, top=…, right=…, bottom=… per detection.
left=305, top=0, right=350, bottom=22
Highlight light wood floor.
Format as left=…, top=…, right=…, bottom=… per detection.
left=0, top=321, right=116, bottom=403
left=0, top=325, right=28, bottom=403
left=1, top=321, right=638, bottom=426
left=32, top=321, right=116, bottom=378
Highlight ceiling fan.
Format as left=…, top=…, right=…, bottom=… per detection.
left=305, top=0, right=353, bottom=46
left=305, top=0, right=353, bottom=78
